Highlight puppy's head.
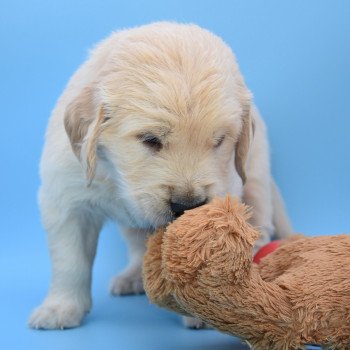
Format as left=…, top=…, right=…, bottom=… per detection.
left=64, top=23, right=254, bottom=228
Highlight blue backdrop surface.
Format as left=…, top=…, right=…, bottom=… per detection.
left=0, top=1, right=349, bottom=349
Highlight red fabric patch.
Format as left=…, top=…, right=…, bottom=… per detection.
left=253, top=240, right=281, bottom=264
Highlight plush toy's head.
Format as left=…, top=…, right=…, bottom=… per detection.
left=161, top=196, right=261, bottom=285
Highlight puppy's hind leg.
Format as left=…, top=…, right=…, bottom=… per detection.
left=110, top=227, right=149, bottom=296
left=29, top=192, right=103, bottom=329
left=182, top=316, right=208, bottom=329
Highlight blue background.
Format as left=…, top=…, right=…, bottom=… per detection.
left=0, top=1, right=349, bottom=349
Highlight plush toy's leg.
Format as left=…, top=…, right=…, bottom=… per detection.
left=143, top=231, right=188, bottom=316
left=143, top=231, right=201, bottom=325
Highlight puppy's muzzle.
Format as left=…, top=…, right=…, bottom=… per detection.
left=170, top=198, right=208, bottom=218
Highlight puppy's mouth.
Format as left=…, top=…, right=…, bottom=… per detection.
left=142, top=196, right=210, bottom=230
left=170, top=200, right=209, bottom=219
left=151, top=199, right=210, bottom=229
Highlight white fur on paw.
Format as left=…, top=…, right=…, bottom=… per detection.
left=183, top=316, right=208, bottom=329
left=110, top=274, right=144, bottom=296
left=28, top=302, right=86, bottom=330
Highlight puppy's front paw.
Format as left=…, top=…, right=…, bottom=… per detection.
left=182, top=316, right=208, bottom=329
left=110, top=272, right=144, bottom=296
left=28, top=300, right=87, bottom=330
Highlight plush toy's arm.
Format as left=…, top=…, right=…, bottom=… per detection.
left=143, top=229, right=190, bottom=316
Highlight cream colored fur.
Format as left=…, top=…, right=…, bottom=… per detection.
left=28, top=22, right=292, bottom=329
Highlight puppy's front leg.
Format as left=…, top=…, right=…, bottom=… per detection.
left=29, top=204, right=102, bottom=329
left=243, top=175, right=273, bottom=252
left=110, top=227, right=149, bottom=295
left=242, top=111, right=275, bottom=253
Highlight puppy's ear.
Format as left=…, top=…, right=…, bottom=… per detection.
left=235, top=105, right=254, bottom=184
left=64, top=86, right=106, bottom=185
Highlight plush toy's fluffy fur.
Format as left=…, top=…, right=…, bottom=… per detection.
left=143, top=196, right=350, bottom=350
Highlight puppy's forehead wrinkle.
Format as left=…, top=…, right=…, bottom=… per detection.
left=112, top=82, right=237, bottom=123
left=103, top=70, right=244, bottom=129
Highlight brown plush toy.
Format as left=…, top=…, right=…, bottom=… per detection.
left=143, top=196, right=350, bottom=350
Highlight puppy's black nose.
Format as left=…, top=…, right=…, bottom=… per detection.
left=170, top=199, right=208, bottom=218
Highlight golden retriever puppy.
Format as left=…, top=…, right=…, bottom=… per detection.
left=28, top=22, right=292, bottom=329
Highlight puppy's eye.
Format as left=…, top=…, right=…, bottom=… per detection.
left=214, top=135, right=225, bottom=148
left=139, top=134, right=163, bottom=152
left=102, top=116, right=111, bottom=124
